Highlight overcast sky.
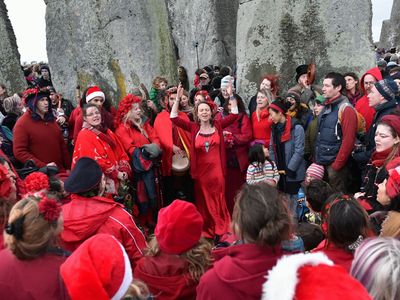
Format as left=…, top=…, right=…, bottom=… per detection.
left=4, top=0, right=394, bottom=64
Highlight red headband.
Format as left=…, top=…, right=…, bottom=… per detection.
left=269, top=103, right=285, bottom=114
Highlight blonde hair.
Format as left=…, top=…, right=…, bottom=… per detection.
left=123, top=280, right=152, bottom=300
left=146, top=236, right=212, bottom=281
left=4, top=194, right=63, bottom=260
left=256, top=88, right=273, bottom=121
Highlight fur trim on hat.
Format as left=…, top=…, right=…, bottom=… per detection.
left=262, top=252, right=333, bottom=300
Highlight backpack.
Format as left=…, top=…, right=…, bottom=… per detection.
left=336, top=100, right=366, bottom=140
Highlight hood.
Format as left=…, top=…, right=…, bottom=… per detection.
left=61, top=194, right=120, bottom=243
left=360, top=67, right=383, bottom=94
left=134, top=253, right=196, bottom=299
left=212, top=243, right=283, bottom=298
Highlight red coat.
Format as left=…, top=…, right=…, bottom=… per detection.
left=171, top=114, right=238, bottom=179
left=72, top=128, right=131, bottom=194
left=115, top=121, right=160, bottom=157
left=215, top=112, right=252, bottom=172
left=13, top=111, right=70, bottom=170
left=0, top=248, right=68, bottom=300
left=356, top=67, right=381, bottom=132
left=134, top=252, right=198, bottom=300
left=196, top=243, right=284, bottom=300
left=60, top=194, right=147, bottom=268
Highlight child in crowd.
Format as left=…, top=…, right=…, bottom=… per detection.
left=304, top=179, right=333, bottom=225
left=149, top=76, right=168, bottom=112
left=196, top=183, right=291, bottom=299
left=134, top=200, right=212, bottom=300
left=312, top=194, right=373, bottom=272
left=246, top=144, right=279, bottom=186
left=304, top=163, right=325, bottom=185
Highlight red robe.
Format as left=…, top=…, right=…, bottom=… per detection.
left=215, top=113, right=252, bottom=214
left=60, top=194, right=147, bottom=268
left=154, top=110, right=191, bottom=176
left=13, top=111, right=70, bottom=170
left=72, top=127, right=131, bottom=195
left=134, top=252, right=198, bottom=300
left=0, top=248, right=68, bottom=300
left=171, top=114, right=238, bottom=237
left=196, top=243, right=284, bottom=300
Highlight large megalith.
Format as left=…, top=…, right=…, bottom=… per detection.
left=236, top=0, right=375, bottom=102
left=379, top=0, right=399, bottom=49
left=0, top=0, right=26, bottom=93
left=166, top=0, right=239, bottom=81
left=45, top=0, right=178, bottom=104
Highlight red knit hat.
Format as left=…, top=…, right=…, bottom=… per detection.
left=306, top=163, right=325, bottom=181
left=155, top=200, right=203, bottom=254
left=262, top=253, right=371, bottom=300
left=86, top=86, right=105, bottom=103
left=386, top=157, right=400, bottom=199
left=60, top=234, right=132, bottom=300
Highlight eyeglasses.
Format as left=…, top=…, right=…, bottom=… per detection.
left=85, top=111, right=101, bottom=117
left=364, top=81, right=376, bottom=86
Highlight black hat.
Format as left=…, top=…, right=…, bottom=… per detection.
left=64, top=157, right=103, bottom=194
left=295, top=64, right=308, bottom=83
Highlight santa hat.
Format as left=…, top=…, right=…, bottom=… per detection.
left=262, top=252, right=371, bottom=300
left=306, top=163, right=325, bottom=181
left=86, top=86, right=105, bottom=103
left=155, top=199, right=203, bottom=254
left=60, top=234, right=132, bottom=300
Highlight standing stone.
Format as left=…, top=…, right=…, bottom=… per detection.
left=379, top=0, right=400, bottom=49
left=0, top=0, right=26, bottom=94
left=45, top=0, right=178, bottom=104
left=236, top=0, right=375, bottom=102
left=166, top=0, right=239, bottom=82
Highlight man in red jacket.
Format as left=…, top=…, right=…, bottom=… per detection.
left=13, top=88, right=70, bottom=171
left=61, top=157, right=147, bottom=268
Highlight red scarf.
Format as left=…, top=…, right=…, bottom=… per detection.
left=82, top=122, right=116, bottom=150
left=371, top=147, right=393, bottom=167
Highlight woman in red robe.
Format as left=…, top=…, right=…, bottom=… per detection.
left=115, top=94, right=162, bottom=228
left=72, top=103, right=131, bottom=197
left=215, top=94, right=252, bottom=214
left=170, top=83, right=238, bottom=239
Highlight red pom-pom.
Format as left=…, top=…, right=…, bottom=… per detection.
left=38, top=195, right=61, bottom=223
left=25, top=172, right=50, bottom=193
